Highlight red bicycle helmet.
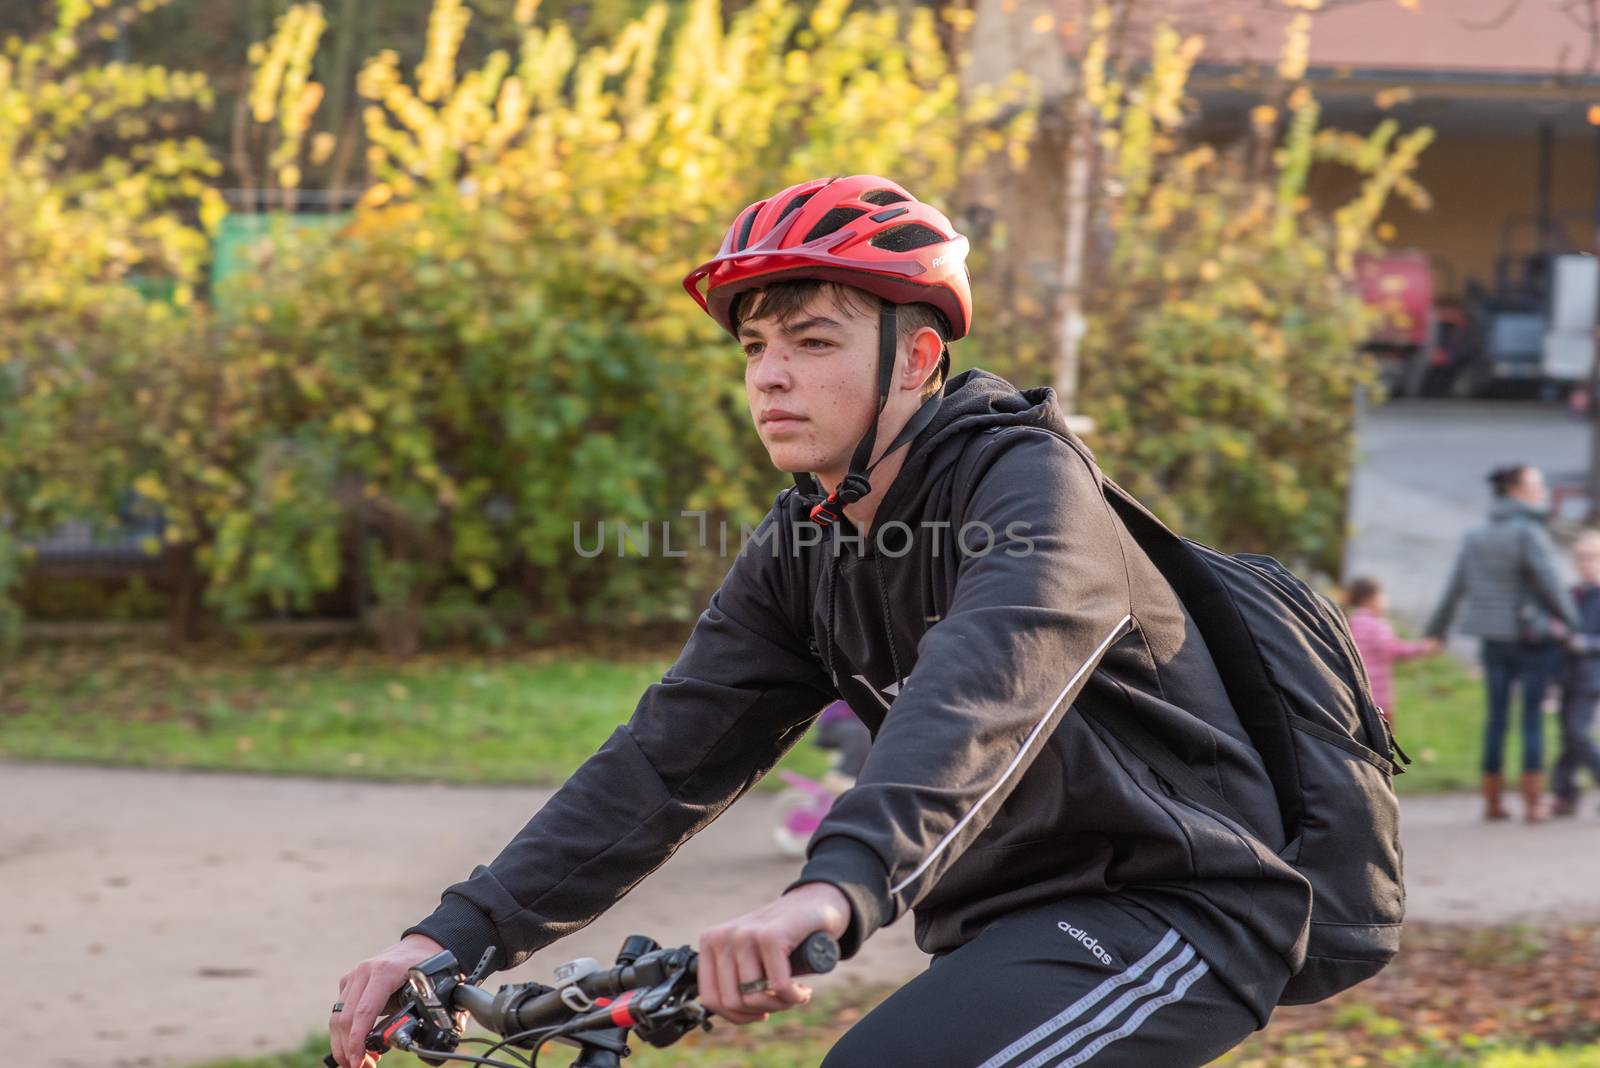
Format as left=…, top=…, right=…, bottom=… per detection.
left=684, top=175, right=972, bottom=529
left=683, top=174, right=972, bottom=340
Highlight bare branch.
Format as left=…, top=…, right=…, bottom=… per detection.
left=1456, top=0, right=1526, bottom=32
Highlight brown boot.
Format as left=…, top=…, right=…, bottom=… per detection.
left=1521, top=772, right=1550, bottom=823
left=1483, top=773, right=1510, bottom=821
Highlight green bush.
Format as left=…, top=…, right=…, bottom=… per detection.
left=0, top=0, right=224, bottom=637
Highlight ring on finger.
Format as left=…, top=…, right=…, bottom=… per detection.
left=332, top=1002, right=346, bottom=1013
left=738, top=977, right=772, bottom=995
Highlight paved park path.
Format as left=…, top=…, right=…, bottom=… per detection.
left=8, top=762, right=1600, bottom=1068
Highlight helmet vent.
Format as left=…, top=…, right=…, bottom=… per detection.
left=734, top=206, right=758, bottom=251
left=775, top=192, right=816, bottom=225
left=870, top=223, right=945, bottom=252
left=804, top=207, right=867, bottom=243
left=861, top=189, right=910, bottom=206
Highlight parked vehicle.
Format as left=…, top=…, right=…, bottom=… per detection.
left=1355, top=249, right=1440, bottom=397
left=1440, top=214, right=1597, bottom=399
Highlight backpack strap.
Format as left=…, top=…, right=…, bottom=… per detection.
left=1044, top=431, right=1206, bottom=592
left=1091, top=474, right=1302, bottom=839
left=1044, top=431, right=1299, bottom=838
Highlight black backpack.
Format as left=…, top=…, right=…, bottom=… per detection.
left=1082, top=472, right=1407, bottom=1006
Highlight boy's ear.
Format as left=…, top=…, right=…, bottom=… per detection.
left=903, top=326, right=943, bottom=388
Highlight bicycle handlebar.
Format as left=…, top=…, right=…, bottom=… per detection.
left=327, top=931, right=839, bottom=1068
left=468, top=930, right=838, bottom=1038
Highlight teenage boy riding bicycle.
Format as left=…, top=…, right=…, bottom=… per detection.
left=330, top=175, right=1312, bottom=1067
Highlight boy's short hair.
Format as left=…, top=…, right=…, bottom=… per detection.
left=731, top=279, right=949, bottom=399
left=1345, top=576, right=1382, bottom=609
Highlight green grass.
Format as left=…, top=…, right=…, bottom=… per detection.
left=0, top=639, right=1521, bottom=794
left=0, top=643, right=830, bottom=786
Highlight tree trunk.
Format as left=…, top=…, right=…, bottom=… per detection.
left=321, top=0, right=362, bottom=193
left=325, top=109, right=364, bottom=197
left=1054, top=95, right=1093, bottom=415
left=367, top=591, right=425, bottom=659
left=166, top=542, right=205, bottom=645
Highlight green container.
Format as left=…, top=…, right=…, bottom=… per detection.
left=210, top=210, right=350, bottom=307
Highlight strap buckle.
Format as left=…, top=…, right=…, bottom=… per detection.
left=806, top=474, right=871, bottom=528
left=809, top=494, right=847, bottom=527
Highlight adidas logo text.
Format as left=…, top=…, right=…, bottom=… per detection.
left=1057, top=921, right=1114, bottom=966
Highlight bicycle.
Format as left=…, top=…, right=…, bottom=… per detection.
left=326, top=931, right=840, bottom=1068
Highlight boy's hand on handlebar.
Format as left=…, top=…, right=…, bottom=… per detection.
left=330, top=933, right=446, bottom=1068
left=697, top=883, right=850, bottom=1026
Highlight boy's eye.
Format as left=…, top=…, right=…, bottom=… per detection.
left=743, top=338, right=831, bottom=358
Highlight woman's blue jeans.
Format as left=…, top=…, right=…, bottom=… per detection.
left=1481, top=640, right=1564, bottom=774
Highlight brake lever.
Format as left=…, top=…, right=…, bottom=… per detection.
left=631, top=978, right=712, bottom=1049
left=324, top=1001, right=465, bottom=1067
left=322, top=1002, right=428, bottom=1068
left=322, top=947, right=502, bottom=1068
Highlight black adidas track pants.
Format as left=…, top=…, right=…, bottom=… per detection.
left=821, top=896, right=1262, bottom=1067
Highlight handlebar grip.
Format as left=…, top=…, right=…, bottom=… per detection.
left=788, top=931, right=840, bottom=977
left=323, top=1057, right=337, bottom=1068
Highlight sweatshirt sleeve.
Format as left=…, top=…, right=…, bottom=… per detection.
left=407, top=501, right=834, bottom=973
left=1374, top=617, right=1433, bottom=661
left=1425, top=550, right=1465, bottom=639
left=792, top=429, right=1133, bottom=956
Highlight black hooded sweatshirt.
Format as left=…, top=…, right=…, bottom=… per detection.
left=409, top=370, right=1312, bottom=1024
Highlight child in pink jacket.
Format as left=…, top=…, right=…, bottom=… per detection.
left=1346, top=576, right=1442, bottom=724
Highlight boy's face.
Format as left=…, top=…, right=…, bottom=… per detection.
left=1509, top=467, right=1549, bottom=507
left=739, top=292, right=886, bottom=483
left=1576, top=540, right=1600, bottom=583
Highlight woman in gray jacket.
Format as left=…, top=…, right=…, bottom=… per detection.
left=1427, top=464, right=1579, bottom=821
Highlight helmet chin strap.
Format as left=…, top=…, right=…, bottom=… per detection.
left=796, top=301, right=945, bottom=528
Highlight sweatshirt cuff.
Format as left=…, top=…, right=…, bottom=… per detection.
left=404, top=893, right=504, bottom=975
left=788, top=836, right=893, bottom=959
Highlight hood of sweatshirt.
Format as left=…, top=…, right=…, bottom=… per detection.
left=1489, top=496, right=1551, bottom=525
left=902, top=367, right=1078, bottom=465
left=818, top=369, right=1086, bottom=542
